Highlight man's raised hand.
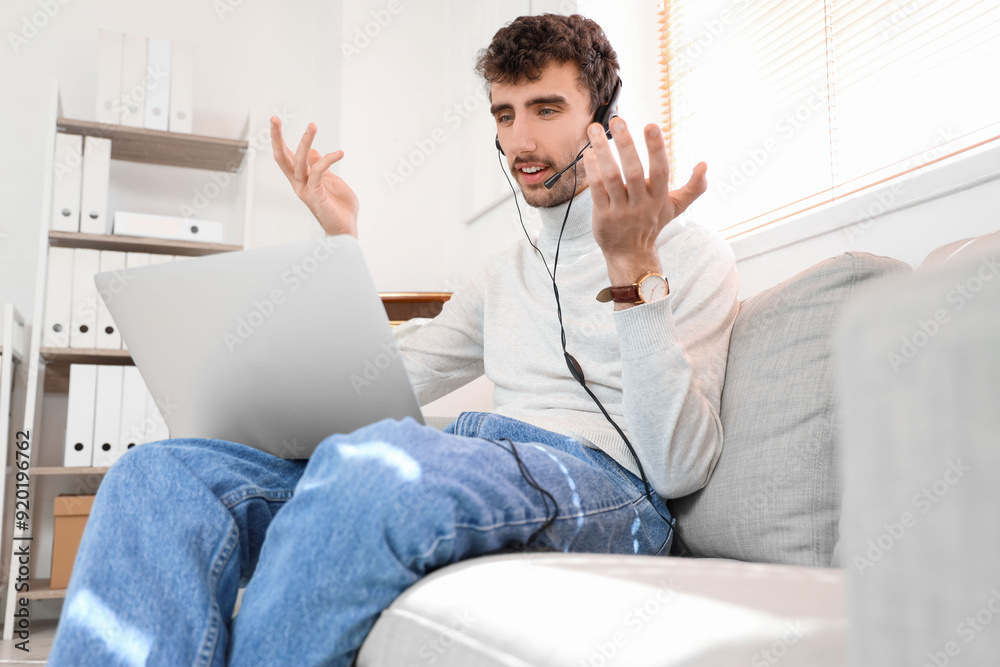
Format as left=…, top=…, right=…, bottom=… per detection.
left=270, top=117, right=360, bottom=239
left=583, top=117, right=707, bottom=270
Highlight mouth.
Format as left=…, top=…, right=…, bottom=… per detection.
left=514, top=162, right=551, bottom=185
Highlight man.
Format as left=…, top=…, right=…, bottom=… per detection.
left=49, top=13, right=737, bottom=666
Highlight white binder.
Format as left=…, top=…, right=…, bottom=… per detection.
left=120, top=34, right=148, bottom=127
left=145, top=387, right=171, bottom=443
left=121, top=253, right=149, bottom=351
left=96, top=251, right=126, bottom=349
left=64, top=364, right=98, bottom=466
left=69, top=248, right=101, bottom=348
left=94, top=30, right=125, bottom=125
left=80, top=136, right=112, bottom=234
left=51, top=133, right=83, bottom=232
left=145, top=38, right=171, bottom=131
left=169, top=40, right=193, bottom=133
left=42, top=247, right=74, bottom=348
left=113, top=211, right=224, bottom=243
left=96, top=30, right=124, bottom=125
left=119, top=366, right=148, bottom=455
left=92, top=365, right=124, bottom=467
left=125, top=252, right=150, bottom=268
left=147, top=253, right=173, bottom=265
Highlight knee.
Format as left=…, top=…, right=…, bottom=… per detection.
left=301, top=420, right=440, bottom=503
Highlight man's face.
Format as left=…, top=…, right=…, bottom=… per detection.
left=490, top=61, right=594, bottom=208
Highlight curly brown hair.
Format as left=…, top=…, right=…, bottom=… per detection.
left=475, top=13, right=620, bottom=115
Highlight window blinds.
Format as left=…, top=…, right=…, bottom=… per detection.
left=657, top=0, right=1000, bottom=238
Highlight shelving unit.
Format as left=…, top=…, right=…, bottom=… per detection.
left=0, top=79, right=454, bottom=641
left=54, top=117, right=248, bottom=172
left=0, top=306, right=27, bottom=585
left=0, top=306, right=27, bottom=641
left=48, top=230, right=242, bottom=256
left=0, top=79, right=254, bottom=640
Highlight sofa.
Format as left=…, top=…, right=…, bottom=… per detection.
left=353, top=230, right=1000, bottom=666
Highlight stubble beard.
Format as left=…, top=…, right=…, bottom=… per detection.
left=515, top=153, right=589, bottom=209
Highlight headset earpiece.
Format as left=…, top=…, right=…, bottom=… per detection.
left=594, top=77, right=622, bottom=139
left=493, top=77, right=622, bottom=156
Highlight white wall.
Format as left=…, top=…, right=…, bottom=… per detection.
left=0, top=0, right=344, bottom=324
left=337, top=0, right=531, bottom=292
left=730, top=142, right=1000, bottom=300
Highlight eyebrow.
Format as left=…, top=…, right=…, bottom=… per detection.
left=489, top=95, right=571, bottom=116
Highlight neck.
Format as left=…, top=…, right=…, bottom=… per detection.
left=535, top=183, right=595, bottom=254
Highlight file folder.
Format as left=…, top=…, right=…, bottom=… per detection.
left=120, top=34, right=148, bottom=127
left=121, top=253, right=149, bottom=351
left=96, top=30, right=124, bottom=125
left=147, top=253, right=173, bottom=265
left=113, top=211, right=224, bottom=243
left=51, top=133, right=83, bottom=232
left=42, top=247, right=74, bottom=348
left=169, top=40, right=193, bottom=133
left=69, top=248, right=100, bottom=348
left=92, top=365, right=124, bottom=467
left=80, top=136, right=112, bottom=234
left=145, top=38, right=171, bottom=131
left=96, top=251, right=126, bottom=349
left=64, top=364, right=97, bottom=466
left=119, top=366, right=148, bottom=455
left=145, top=386, right=171, bottom=443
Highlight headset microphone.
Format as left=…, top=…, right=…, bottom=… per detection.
left=544, top=149, right=587, bottom=189
left=495, top=77, right=622, bottom=189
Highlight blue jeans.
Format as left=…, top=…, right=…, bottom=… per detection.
left=49, top=412, right=673, bottom=666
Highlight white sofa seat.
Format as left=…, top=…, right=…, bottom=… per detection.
left=357, top=553, right=844, bottom=667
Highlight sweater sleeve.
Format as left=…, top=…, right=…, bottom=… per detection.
left=611, top=228, right=739, bottom=499
left=392, top=268, right=487, bottom=406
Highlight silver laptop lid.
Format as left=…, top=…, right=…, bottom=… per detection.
left=95, top=235, right=424, bottom=458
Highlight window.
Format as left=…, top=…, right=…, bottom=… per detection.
left=658, top=0, right=1000, bottom=238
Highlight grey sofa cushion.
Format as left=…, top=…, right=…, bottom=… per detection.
left=669, top=252, right=910, bottom=567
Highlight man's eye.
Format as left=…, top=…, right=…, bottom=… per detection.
left=539, top=108, right=557, bottom=117
left=497, top=114, right=513, bottom=124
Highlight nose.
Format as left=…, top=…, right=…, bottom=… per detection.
left=506, top=117, right=537, bottom=156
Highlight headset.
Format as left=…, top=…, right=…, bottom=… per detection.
left=493, top=75, right=685, bottom=554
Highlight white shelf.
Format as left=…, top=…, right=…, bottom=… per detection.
left=0, top=79, right=256, bottom=641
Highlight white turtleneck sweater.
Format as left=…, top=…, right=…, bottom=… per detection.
left=393, top=187, right=739, bottom=499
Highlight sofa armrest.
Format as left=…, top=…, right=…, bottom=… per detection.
left=836, top=238, right=1000, bottom=665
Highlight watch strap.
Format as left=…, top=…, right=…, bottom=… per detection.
left=596, top=284, right=641, bottom=303
left=596, top=272, right=669, bottom=304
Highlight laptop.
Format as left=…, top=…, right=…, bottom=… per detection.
left=94, top=235, right=425, bottom=459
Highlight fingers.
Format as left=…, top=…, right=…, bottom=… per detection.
left=270, top=116, right=295, bottom=181
left=644, top=124, right=669, bottom=200
left=588, top=122, right=626, bottom=208
left=294, top=122, right=318, bottom=184
left=669, top=162, right=709, bottom=215
left=608, top=117, right=647, bottom=196
left=583, top=147, right=610, bottom=213
left=306, top=148, right=346, bottom=190
left=272, top=118, right=346, bottom=192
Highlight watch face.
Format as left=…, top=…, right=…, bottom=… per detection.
left=639, top=274, right=668, bottom=303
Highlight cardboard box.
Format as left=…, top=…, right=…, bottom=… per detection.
left=50, top=495, right=96, bottom=589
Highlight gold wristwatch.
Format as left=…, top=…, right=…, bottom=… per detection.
left=596, top=272, right=669, bottom=304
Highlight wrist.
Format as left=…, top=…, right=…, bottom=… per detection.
left=604, top=251, right=662, bottom=287
left=600, top=253, right=668, bottom=312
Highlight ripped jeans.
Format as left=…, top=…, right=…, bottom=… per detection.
left=48, top=412, right=673, bottom=666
